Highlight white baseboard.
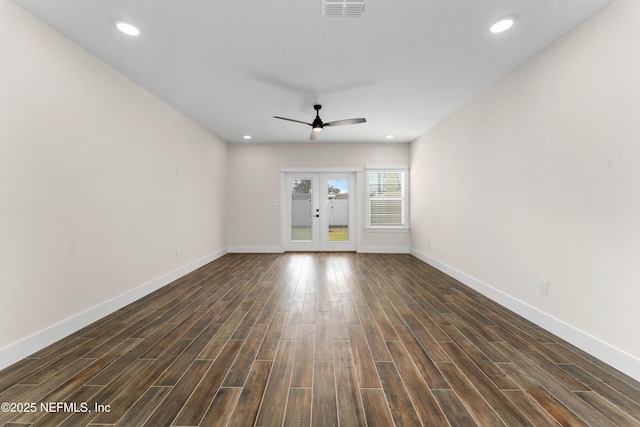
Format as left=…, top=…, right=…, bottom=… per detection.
left=227, top=246, right=284, bottom=253
left=410, top=248, right=640, bottom=382
left=358, top=246, right=411, bottom=254
left=226, top=246, right=413, bottom=254
left=227, top=245, right=411, bottom=254
left=0, top=248, right=227, bottom=371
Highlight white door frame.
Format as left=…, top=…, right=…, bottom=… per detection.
left=281, top=167, right=361, bottom=252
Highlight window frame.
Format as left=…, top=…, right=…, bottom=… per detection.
left=365, top=166, right=409, bottom=231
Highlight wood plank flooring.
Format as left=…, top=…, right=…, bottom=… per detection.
left=1, top=253, right=639, bottom=426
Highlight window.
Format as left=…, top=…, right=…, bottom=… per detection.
left=366, top=167, right=408, bottom=229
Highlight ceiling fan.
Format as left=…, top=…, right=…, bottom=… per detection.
left=274, top=104, right=366, bottom=140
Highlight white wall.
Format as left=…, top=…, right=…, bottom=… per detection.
left=0, top=0, right=228, bottom=368
left=410, top=0, right=640, bottom=379
left=227, top=143, right=410, bottom=252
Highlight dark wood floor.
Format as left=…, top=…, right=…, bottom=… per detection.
left=1, top=253, right=639, bottom=426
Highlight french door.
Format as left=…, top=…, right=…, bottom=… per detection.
left=284, top=172, right=357, bottom=251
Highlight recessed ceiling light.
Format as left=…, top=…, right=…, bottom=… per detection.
left=490, top=16, right=517, bottom=33
left=243, top=135, right=252, bottom=140
left=116, top=22, right=140, bottom=36
left=385, top=135, right=394, bottom=139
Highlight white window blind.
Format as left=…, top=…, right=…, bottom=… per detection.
left=367, top=169, right=407, bottom=228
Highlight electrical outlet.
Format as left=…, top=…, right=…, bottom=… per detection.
left=428, top=240, right=431, bottom=248
left=176, top=248, right=180, bottom=259
left=538, top=279, right=549, bottom=295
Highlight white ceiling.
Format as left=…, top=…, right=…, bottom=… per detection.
left=13, top=0, right=611, bottom=144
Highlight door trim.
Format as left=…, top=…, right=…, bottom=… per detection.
left=281, top=167, right=361, bottom=252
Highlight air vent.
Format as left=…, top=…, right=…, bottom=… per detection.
left=322, top=0, right=366, bottom=18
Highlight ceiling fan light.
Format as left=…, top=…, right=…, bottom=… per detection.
left=312, top=116, right=324, bottom=131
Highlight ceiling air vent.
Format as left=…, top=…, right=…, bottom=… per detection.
left=322, top=0, right=366, bottom=18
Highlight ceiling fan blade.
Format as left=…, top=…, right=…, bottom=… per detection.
left=273, top=116, right=313, bottom=126
left=310, top=129, right=319, bottom=140
left=324, top=118, right=367, bottom=127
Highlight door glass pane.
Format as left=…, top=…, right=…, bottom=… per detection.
left=327, top=178, right=348, bottom=241
left=291, top=179, right=312, bottom=241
